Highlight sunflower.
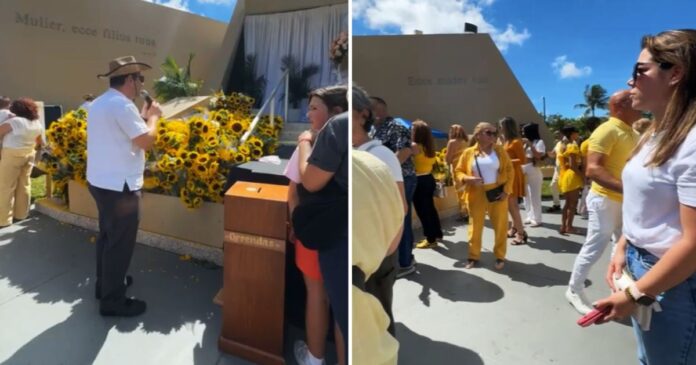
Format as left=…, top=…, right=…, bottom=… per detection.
left=196, top=154, right=210, bottom=165
left=238, top=145, right=250, bottom=157
left=230, top=120, right=244, bottom=134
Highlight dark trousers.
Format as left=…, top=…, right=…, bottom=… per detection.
left=88, top=183, right=140, bottom=302
left=413, top=174, right=443, bottom=242
left=365, top=251, right=397, bottom=336
left=318, top=238, right=348, bottom=364
left=398, top=175, right=418, bottom=268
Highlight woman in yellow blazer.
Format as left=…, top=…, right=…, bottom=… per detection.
left=455, top=122, right=514, bottom=270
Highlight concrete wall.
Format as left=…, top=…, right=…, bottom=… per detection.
left=353, top=34, right=552, bottom=144
left=0, top=0, right=227, bottom=110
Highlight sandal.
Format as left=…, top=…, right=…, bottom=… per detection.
left=511, top=231, right=528, bottom=245
left=507, top=227, right=518, bottom=238
left=494, top=259, right=505, bottom=270
left=464, top=259, right=478, bottom=269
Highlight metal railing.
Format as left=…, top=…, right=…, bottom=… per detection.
left=240, top=69, right=289, bottom=144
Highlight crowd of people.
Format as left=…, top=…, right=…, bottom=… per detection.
left=2, top=27, right=695, bottom=365
left=352, top=29, right=696, bottom=365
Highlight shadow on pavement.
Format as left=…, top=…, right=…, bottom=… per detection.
left=0, top=214, right=223, bottom=365
left=525, top=234, right=583, bottom=254
left=395, top=322, right=484, bottom=365
left=476, top=252, right=573, bottom=287
left=402, top=262, right=504, bottom=307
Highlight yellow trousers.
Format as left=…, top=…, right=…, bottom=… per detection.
left=0, top=147, right=36, bottom=226
left=466, top=183, right=509, bottom=261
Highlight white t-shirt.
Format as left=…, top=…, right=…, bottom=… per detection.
left=283, top=146, right=309, bottom=184
left=1, top=116, right=44, bottom=149
left=472, top=150, right=499, bottom=184
left=622, top=128, right=696, bottom=257
left=356, top=139, right=403, bottom=183
left=0, top=109, right=12, bottom=123
left=524, top=139, right=546, bottom=166
left=86, top=88, right=150, bottom=192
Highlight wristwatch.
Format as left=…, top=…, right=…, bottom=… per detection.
left=625, top=283, right=656, bottom=306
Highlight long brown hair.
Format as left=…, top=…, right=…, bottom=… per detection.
left=635, top=29, right=696, bottom=166
left=412, top=119, right=436, bottom=157
left=499, top=116, right=521, bottom=140
left=448, top=124, right=469, bottom=141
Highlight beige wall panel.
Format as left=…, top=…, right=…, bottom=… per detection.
left=0, top=0, right=227, bottom=110
left=354, top=34, right=552, bottom=144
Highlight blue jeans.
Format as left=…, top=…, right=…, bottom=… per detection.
left=318, top=239, right=348, bottom=364
left=398, top=175, right=417, bottom=268
left=626, top=243, right=696, bottom=365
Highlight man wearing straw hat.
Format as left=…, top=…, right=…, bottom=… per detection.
left=87, top=55, right=161, bottom=317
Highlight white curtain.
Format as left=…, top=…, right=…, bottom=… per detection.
left=244, top=4, right=348, bottom=117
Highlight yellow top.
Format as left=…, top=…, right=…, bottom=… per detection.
left=352, top=151, right=401, bottom=365
left=413, top=144, right=436, bottom=175
left=560, top=143, right=580, bottom=170
left=580, top=139, right=589, bottom=157
left=588, top=117, right=639, bottom=202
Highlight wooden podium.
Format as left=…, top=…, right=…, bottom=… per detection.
left=219, top=181, right=289, bottom=365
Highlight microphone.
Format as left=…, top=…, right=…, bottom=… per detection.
left=140, top=89, right=153, bottom=107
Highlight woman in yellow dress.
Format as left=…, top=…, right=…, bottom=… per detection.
left=558, top=126, right=583, bottom=234
left=499, top=117, right=528, bottom=245
left=444, top=124, right=469, bottom=221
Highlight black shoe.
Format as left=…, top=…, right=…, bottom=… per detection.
left=99, top=297, right=147, bottom=317
left=545, top=205, right=561, bottom=213
left=95, top=275, right=133, bottom=300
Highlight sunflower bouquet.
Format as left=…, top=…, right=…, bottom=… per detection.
left=40, top=91, right=283, bottom=209
left=432, top=147, right=453, bottom=186
left=39, top=109, right=88, bottom=198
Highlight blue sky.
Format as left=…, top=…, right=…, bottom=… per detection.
left=142, top=0, right=235, bottom=23
left=145, top=0, right=696, bottom=118
left=353, top=0, right=696, bottom=118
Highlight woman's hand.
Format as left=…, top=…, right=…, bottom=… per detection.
left=497, top=191, right=508, bottom=201
left=606, top=241, right=627, bottom=291
left=594, top=290, right=637, bottom=324
left=463, top=175, right=483, bottom=185
left=298, top=130, right=316, bottom=144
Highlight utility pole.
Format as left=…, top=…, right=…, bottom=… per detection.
left=542, top=96, right=547, bottom=124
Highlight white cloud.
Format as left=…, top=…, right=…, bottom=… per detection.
left=142, top=0, right=191, bottom=12
left=552, top=55, right=592, bottom=79
left=353, top=0, right=530, bottom=52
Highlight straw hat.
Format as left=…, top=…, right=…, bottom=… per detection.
left=97, top=55, right=152, bottom=78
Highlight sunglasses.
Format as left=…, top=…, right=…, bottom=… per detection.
left=132, top=74, right=145, bottom=83
left=483, top=130, right=498, bottom=137
left=632, top=61, right=673, bottom=83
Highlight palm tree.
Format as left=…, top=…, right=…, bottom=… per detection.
left=242, top=54, right=266, bottom=108
left=574, top=84, right=609, bottom=117
left=280, top=55, right=319, bottom=109
left=153, top=53, right=202, bottom=102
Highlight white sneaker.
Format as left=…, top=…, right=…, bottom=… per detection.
left=294, top=340, right=325, bottom=365
left=396, top=261, right=417, bottom=279
left=565, top=287, right=593, bottom=315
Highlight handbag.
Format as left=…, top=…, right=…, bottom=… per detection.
left=292, top=180, right=347, bottom=251
left=433, top=180, right=446, bottom=198
left=474, top=154, right=504, bottom=202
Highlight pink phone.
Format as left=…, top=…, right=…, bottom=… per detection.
left=577, top=306, right=611, bottom=327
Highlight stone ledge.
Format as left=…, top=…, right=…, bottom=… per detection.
left=35, top=199, right=223, bottom=266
